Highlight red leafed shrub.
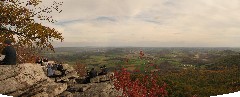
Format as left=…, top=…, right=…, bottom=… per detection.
left=113, top=68, right=168, bottom=97
left=74, top=62, right=87, bottom=77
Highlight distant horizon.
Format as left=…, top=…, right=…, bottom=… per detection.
left=54, top=46, right=240, bottom=48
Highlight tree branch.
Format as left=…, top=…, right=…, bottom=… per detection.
left=0, top=27, right=40, bottom=38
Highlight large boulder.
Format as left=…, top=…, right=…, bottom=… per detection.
left=54, top=64, right=79, bottom=83
left=0, top=63, right=67, bottom=97
left=90, top=72, right=114, bottom=83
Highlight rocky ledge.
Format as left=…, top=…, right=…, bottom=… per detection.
left=0, top=63, right=121, bottom=97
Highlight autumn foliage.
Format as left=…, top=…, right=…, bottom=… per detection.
left=74, top=62, right=87, bottom=77
left=0, top=0, right=64, bottom=62
left=113, top=67, right=168, bottom=97
left=15, top=45, right=38, bottom=63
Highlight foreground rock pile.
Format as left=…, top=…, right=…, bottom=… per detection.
left=0, top=63, right=121, bottom=97
left=59, top=72, right=121, bottom=97
left=0, top=63, right=67, bottom=97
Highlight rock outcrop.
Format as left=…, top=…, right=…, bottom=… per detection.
left=0, top=63, right=121, bottom=97
left=0, top=63, right=67, bottom=97
left=59, top=75, right=122, bottom=97
left=54, top=64, right=79, bottom=83
left=67, top=82, right=122, bottom=97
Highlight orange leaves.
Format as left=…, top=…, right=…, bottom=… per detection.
left=74, top=62, right=87, bottom=77
left=1, top=0, right=63, bottom=62
left=26, top=0, right=42, bottom=7
left=15, top=45, right=38, bottom=63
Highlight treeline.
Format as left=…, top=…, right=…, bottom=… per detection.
left=42, top=52, right=105, bottom=63
left=212, top=55, right=240, bottom=68
left=130, top=67, right=240, bottom=97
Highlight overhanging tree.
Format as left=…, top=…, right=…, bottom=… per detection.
left=0, top=0, right=64, bottom=63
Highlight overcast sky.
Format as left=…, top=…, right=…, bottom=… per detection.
left=40, top=0, right=240, bottom=47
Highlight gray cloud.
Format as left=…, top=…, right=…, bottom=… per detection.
left=39, top=0, right=240, bottom=47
